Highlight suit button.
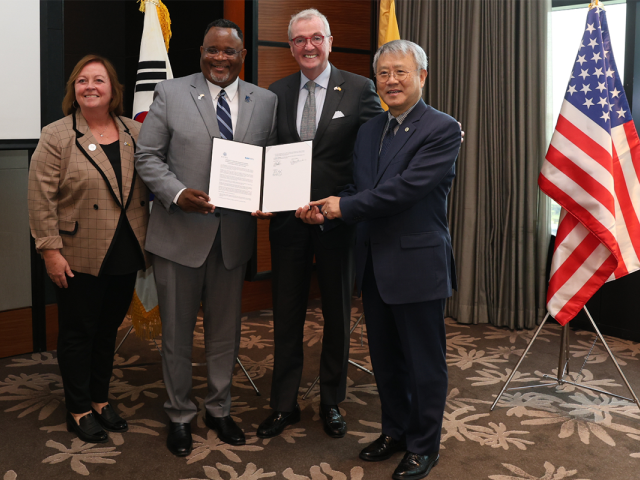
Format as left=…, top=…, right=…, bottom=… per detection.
left=93, top=204, right=99, bottom=210
left=140, top=200, right=146, bottom=206
left=215, top=212, right=221, bottom=217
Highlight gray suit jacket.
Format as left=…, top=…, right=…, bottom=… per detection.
left=135, top=73, right=278, bottom=269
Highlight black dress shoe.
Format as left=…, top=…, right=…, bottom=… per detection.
left=320, top=404, right=347, bottom=438
left=66, top=412, right=108, bottom=443
left=257, top=404, right=301, bottom=438
left=359, top=434, right=406, bottom=461
left=167, top=422, right=192, bottom=457
left=92, top=404, right=128, bottom=432
left=204, top=413, right=245, bottom=445
left=392, top=452, right=439, bottom=480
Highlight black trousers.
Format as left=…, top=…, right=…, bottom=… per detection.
left=269, top=213, right=355, bottom=411
left=55, top=271, right=136, bottom=414
left=362, top=254, right=448, bottom=455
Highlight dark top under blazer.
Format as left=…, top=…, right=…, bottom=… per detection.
left=339, top=100, right=461, bottom=305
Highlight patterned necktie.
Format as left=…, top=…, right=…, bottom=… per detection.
left=378, top=118, right=399, bottom=171
left=300, top=81, right=317, bottom=141
left=217, top=90, right=233, bottom=141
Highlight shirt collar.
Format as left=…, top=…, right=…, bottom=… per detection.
left=299, top=63, right=331, bottom=91
left=387, top=99, right=421, bottom=125
left=206, top=76, right=239, bottom=102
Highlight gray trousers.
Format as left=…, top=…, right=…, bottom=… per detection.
left=153, top=232, right=245, bottom=423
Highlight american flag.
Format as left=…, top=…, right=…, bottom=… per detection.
left=539, top=4, right=640, bottom=326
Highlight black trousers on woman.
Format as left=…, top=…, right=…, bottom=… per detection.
left=55, top=271, right=137, bottom=414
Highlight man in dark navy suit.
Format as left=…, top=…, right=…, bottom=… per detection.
left=296, top=40, right=461, bottom=480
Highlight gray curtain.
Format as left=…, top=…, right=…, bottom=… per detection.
left=396, top=0, right=550, bottom=329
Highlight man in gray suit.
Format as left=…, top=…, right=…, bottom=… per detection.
left=135, top=19, right=277, bottom=457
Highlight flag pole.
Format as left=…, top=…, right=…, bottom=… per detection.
left=491, top=308, right=640, bottom=411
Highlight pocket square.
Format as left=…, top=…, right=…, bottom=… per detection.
left=332, top=111, right=345, bottom=119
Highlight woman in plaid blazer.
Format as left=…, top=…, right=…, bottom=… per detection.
left=28, top=55, right=148, bottom=444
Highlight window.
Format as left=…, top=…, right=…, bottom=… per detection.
left=549, top=1, right=626, bottom=234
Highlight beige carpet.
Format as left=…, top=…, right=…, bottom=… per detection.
left=1, top=298, right=639, bottom=480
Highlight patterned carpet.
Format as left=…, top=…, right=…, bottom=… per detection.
left=1, top=297, right=639, bottom=480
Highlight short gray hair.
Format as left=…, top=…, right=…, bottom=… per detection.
left=288, top=8, right=331, bottom=40
left=373, top=40, right=428, bottom=72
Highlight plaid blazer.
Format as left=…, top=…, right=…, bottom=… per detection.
left=28, top=111, right=149, bottom=276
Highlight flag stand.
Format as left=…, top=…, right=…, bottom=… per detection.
left=490, top=306, right=640, bottom=411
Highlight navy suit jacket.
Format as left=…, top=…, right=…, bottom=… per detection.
left=339, top=100, right=461, bottom=305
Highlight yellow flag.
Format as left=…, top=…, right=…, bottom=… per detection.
left=377, top=0, right=401, bottom=110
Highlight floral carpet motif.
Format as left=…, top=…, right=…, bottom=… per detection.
left=1, top=298, right=638, bottom=479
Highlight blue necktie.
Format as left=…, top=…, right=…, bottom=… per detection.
left=217, top=90, right=233, bottom=141
left=378, top=118, right=399, bottom=171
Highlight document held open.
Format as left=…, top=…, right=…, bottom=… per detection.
left=208, top=138, right=313, bottom=213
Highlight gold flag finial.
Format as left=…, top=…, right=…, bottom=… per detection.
left=589, top=0, right=603, bottom=10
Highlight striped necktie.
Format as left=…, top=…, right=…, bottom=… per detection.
left=217, top=90, right=233, bottom=141
left=300, top=81, right=316, bottom=141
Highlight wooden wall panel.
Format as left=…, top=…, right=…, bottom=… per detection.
left=224, top=0, right=245, bottom=80
left=0, top=304, right=58, bottom=358
left=257, top=46, right=299, bottom=88
left=258, top=0, right=371, bottom=51
left=323, top=52, right=373, bottom=79
left=0, top=308, right=32, bottom=358
left=258, top=47, right=373, bottom=89
left=246, top=0, right=374, bottom=310
left=256, top=219, right=272, bottom=272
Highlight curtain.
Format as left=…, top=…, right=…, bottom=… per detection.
left=395, top=0, right=550, bottom=329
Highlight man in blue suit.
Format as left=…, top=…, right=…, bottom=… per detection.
left=296, top=40, right=461, bottom=480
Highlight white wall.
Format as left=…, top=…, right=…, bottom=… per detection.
left=0, top=0, right=41, bottom=140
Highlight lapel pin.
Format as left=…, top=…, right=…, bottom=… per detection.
left=405, top=127, right=409, bottom=132
left=334, top=86, right=342, bottom=91
left=124, top=141, right=130, bottom=147
left=245, top=95, right=251, bottom=103
left=88, top=144, right=97, bottom=151
left=198, top=94, right=205, bottom=100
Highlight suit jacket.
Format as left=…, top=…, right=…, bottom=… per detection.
left=268, top=64, right=383, bottom=246
left=28, top=111, right=148, bottom=277
left=135, top=74, right=278, bottom=269
left=339, top=100, right=461, bottom=305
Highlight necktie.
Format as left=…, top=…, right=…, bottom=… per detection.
left=217, top=90, right=233, bottom=141
left=378, top=118, right=399, bottom=171
left=300, top=81, right=317, bottom=141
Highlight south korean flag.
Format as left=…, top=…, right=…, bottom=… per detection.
left=132, top=0, right=173, bottom=123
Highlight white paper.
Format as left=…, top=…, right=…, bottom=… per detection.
left=209, top=138, right=263, bottom=212
left=262, top=141, right=313, bottom=212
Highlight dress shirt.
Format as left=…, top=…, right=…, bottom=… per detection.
left=296, top=63, right=331, bottom=136
left=174, top=77, right=240, bottom=205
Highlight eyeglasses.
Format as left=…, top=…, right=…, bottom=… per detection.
left=375, top=69, right=418, bottom=83
left=290, top=35, right=325, bottom=48
left=203, top=47, right=243, bottom=58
